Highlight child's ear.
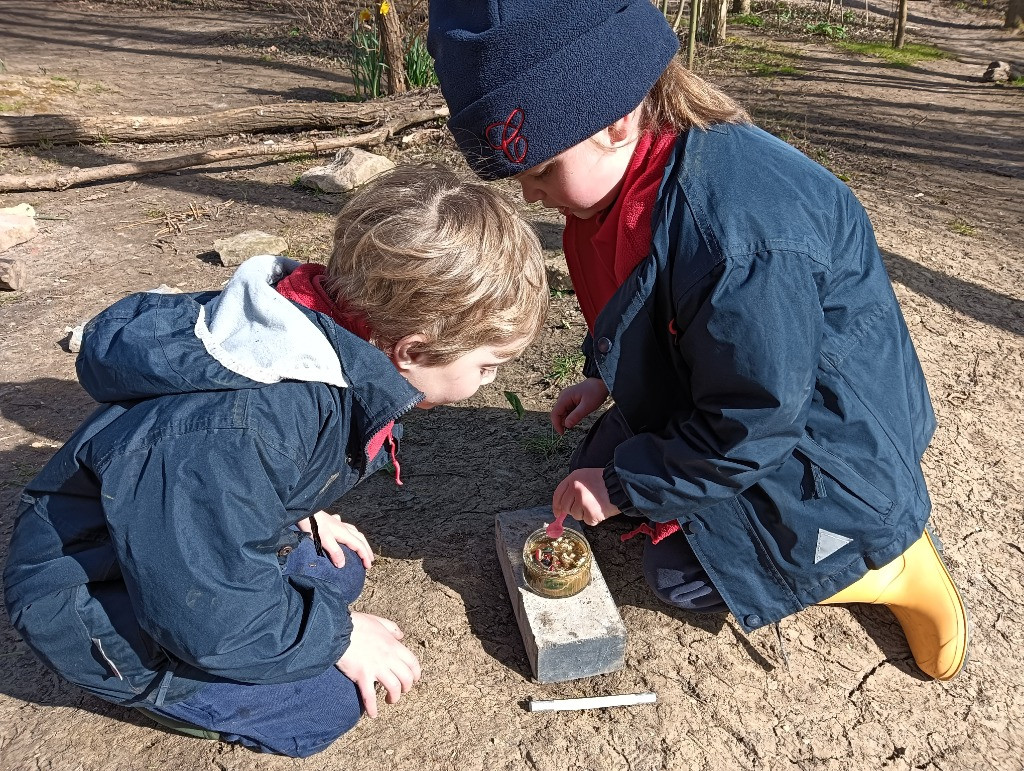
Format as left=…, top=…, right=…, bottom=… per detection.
left=606, top=104, right=643, bottom=147
left=389, top=334, right=430, bottom=371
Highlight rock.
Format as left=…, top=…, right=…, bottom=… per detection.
left=982, top=61, right=1015, bottom=83
left=0, top=213, right=38, bottom=254
left=544, top=250, right=574, bottom=293
left=299, top=148, right=396, bottom=193
left=495, top=506, right=627, bottom=683
left=65, top=324, right=85, bottom=353
left=212, top=230, right=288, bottom=267
left=147, top=284, right=182, bottom=294
left=0, top=203, right=36, bottom=218
left=0, top=256, right=27, bottom=291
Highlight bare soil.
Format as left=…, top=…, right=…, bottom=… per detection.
left=1, top=1, right=1022, bottom=769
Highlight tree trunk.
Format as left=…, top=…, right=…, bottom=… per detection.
left=1007, top=0, right=1024, bottom=29
left=700, top=0, right=729, bottom=46
left=0, top=109, right=448, bottom=193
left=0, top=91, right=446, bottom=148
left=731, top=0, right=751, bottom=14
left=893, top=0, right=908, bottom=48
left=377, top=2, right=408, bottom=95
left=687, top=0, right=701, bottom=69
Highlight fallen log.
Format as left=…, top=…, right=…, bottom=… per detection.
left=0, top=107, right=448, bottom=193
left=0, top=89, right=446, bottom=148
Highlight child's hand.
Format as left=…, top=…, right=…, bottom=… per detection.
left=336, top=612, right=422, bottom=718
left=297, top=510, right=374, bottom=569
left=552, top=468, right=621, bottom=526
left=551, top=377, right=609, bottom=434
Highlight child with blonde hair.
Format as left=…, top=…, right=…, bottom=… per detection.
left=429, top=0, right=968, bottom=680
left=4, top=165, right=547, bottom=756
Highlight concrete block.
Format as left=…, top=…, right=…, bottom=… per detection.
left=496, top=506, right=627, bottom=683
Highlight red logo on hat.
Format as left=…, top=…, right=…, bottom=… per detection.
left=486, top=108, right=528, bottom=164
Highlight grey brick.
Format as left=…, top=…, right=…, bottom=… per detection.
left=495, top=506, right=627, bottom=683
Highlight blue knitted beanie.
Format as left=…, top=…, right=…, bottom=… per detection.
left=428, top=0, right=680, bottom=181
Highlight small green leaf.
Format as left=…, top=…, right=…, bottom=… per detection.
left=504, top=390, right=525, bottom=419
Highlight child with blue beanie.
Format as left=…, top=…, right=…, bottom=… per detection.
left=428, top=0, right=968, bottom=680
left=3, top=166, right=548, bottom=756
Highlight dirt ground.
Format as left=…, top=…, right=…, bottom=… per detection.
left=1, top=1, right=1022, bottom=769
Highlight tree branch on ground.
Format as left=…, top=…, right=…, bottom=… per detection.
left=0, top=90, right=445, bottom=148
left=0, top=108, right=448, bottom=192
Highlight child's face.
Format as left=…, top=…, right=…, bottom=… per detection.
left=515, top=128, right=636, bottom=220
left=393, top=343, right=518, bottom=409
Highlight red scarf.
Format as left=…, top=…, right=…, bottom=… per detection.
left=276, top=263, right=403, bottom=485
left=563, top=130, right=678, bottom=332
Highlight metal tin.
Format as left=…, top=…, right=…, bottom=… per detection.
left=522, top=526, right=592, bottom=598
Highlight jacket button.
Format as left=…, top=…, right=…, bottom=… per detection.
left=683, top=521, right=701, bottom=535
left=277, top=545, right=293, bottom=558
left=597, top=337, right=612, bottom=354
left=744, top=614, right=762, bottom=628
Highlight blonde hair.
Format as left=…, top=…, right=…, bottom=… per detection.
left=640, top=57, right=750, bottom=135
left=325, top=164, right=548, bottom=365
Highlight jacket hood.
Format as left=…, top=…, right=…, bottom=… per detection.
left=78, top=255, right=355, bottom=403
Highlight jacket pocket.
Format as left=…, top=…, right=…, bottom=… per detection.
left=794, top=437, right=894, bottom=518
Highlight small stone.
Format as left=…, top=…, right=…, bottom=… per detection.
left=298, top=148, right=396, bottom=193
left=213, top=230, right=289, bottom=267
left=147, top=284, right=182, bottom=294
left=0, top=257, right=27, bottom=291
left=66, top=324, right=84, bottom=353
left=0, top=214, right=38, bottom=254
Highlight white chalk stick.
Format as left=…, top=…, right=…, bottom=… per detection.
left=526, top=692, right=657, bottom=712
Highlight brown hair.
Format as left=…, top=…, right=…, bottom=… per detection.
left=325, top=164, right=548, bottom=365
left=639, top=57, right=750, bottom=134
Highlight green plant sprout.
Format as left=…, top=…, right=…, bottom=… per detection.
left=504, top=390, right=525, bottom=419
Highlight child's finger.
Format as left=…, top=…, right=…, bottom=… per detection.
left=339, top=525, right=374, bottom=567
left=402, top=648, right=423, bottom=682
left=322, top=541, right=347, bottom=569
left=358, top=677, right=379, bottom=718
left=377, top=670, right=404, bottom=705
left=574, top=480, right=602, bottom=525
left=551, top=476, right=574, bottom=519
left=390, top=659, right=418, bottom=695
left=375, top=616, right=405, bottom=639
left=550, top=402, right=572, bottom=434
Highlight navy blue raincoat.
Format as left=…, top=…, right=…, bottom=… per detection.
left=591, top=123, right=935, bottom=630
left=3, top=257, right=421, bottom=705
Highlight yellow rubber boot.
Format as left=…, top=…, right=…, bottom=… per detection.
left=820, top=530, right=968, bottom=681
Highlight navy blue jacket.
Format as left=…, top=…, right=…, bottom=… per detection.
left=3, top=257, right=421, bottom=705
left=591, top=124, right=935, bottom=630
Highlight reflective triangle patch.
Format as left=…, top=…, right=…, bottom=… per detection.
left=814, top=529, right=853, bottom=563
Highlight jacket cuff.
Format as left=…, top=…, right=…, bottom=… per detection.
left=603, top=463, right=636, bottom=514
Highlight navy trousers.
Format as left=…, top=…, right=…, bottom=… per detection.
left=146, top=537, right=365, bottom=757
left=571, top=406, right=727, bottom=613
